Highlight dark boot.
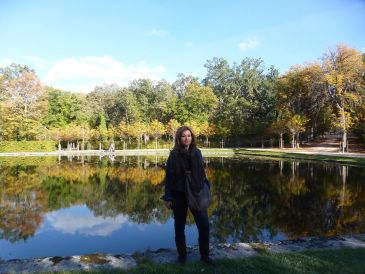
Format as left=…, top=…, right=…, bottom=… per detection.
left=200, top=257, right=216, bottom=266
left=177, top=255, right=186, bottom=264
left=199, top=241, right=215, bottom=265
left=199, top=239, right=209, bottom=258
left=175, top=237, right=187, bottom=264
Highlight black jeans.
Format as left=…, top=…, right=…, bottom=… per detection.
left=172, top=191, right=210, bottom=259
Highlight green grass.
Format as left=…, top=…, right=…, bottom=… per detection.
left=1, top=146, right=364, bottom=165
left=234, top=149, right=365, bottom=166
left=0, top=140, right=57, bottom=152
left=58, top=248, right=365, bottom=274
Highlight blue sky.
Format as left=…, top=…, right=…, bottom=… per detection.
left=1, top=0, right=364, bottom=93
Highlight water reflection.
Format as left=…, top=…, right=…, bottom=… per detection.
left=0, top=156, right=365, bottom=259
left=45, top=206, right=127, bottom=236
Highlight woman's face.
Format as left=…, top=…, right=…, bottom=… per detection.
left=180, top=130, right=192, bottom=148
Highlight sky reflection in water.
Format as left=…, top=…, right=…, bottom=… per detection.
left=0, top=156, right=364, bottom=260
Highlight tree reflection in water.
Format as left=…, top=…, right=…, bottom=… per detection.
left=0, top=156, right=364, bottom=244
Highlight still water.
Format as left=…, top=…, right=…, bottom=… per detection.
left=0, top=155, right=364, bottom=260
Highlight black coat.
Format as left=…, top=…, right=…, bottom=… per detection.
left=163, top=145, right=207, bottom=201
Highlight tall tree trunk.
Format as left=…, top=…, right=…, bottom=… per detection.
left=82, top=128, right=85, bottom=151
left=338, top=103, right=347, bottom=153
left=342, top=131, right=347, bottom=153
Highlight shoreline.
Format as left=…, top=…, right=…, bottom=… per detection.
left=1, top=234, right=365, bottom=272
left=0, top=148, right=236, bottom=158
left=0, top=147, right=364, bottom=157
left=1, top=148, right=365, bottom=165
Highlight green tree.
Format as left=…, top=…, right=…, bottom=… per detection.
left=204, top=57, right=278, bottom=139
left=42, top=87, right=85, bottom=128
left=184, top=83, right=218, bottom=124
left=97, top=114, right=108, bottom=150
left=129, top=79, right=171, bottom=123
left=172, top=73, right=199, bottom=98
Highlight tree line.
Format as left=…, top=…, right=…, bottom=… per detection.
left=0, top=44, right=364, bottom=150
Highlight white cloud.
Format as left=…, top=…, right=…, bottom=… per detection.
left=23, top=55, right=48, bottom=69
left=145, top=28, right=169, bottom=37
left=238, top=37, right=260, bottom=51
left=46, top=206, right=128, bottom=237
left=0, top=57, right=13, bottom=67
left=44, top=56, right=165, bottom=93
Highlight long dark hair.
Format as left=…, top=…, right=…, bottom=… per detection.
left=174, top=126, right=196, bottom=149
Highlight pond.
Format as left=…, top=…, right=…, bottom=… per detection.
left=0, top=155, right=364, bottom=260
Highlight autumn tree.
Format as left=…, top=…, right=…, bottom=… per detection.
left=186, top=120, right=202, bottom=138
left=200, top=122, right=215, bottom=147
left=269, top=116, right=288, bottom=149
left=128, top=122, right=147, bottom=149
left=0, top=64, right=48, bottom=141
left=116, top=120, right=129, bottom=150
left=148, top=120, right=165, bottom=149
left=322, top=44, right=365, bottom=152
left=286, top=114, right=309, bottom=148
left=166, top=119, right=181, bottom=146
left=49, top=127, right=63, bottom=150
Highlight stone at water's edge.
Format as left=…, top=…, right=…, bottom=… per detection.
left=0, top=254, right=137, bottom=272
left=1, top=234, right=365, bottom=272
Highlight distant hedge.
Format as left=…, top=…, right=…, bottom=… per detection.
left=0, top=141, right=57, bottom=152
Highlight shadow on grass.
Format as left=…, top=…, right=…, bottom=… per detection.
left=233, top=148, right=365, bottom=166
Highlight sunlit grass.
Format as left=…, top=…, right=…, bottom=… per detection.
left=233, top=149, right=365, bottom=165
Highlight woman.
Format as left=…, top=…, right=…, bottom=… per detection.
left=162, top=126, right=215, bottom=265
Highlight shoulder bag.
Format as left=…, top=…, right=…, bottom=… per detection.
left=185, top=171, right=212, bottom=211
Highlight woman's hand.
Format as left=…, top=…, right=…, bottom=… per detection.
left=164, top=201, right=172, bottom=209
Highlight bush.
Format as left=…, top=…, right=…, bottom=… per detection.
left=0, top=141, right=57, bottom=152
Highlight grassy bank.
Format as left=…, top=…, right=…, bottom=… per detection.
left=1, top=147, right=364, bottom=165
left=0, top=141, right=56, bottom=152
left=234, top=149, right=365, bottom=165
left=61, top=248, right=365, bottom=274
